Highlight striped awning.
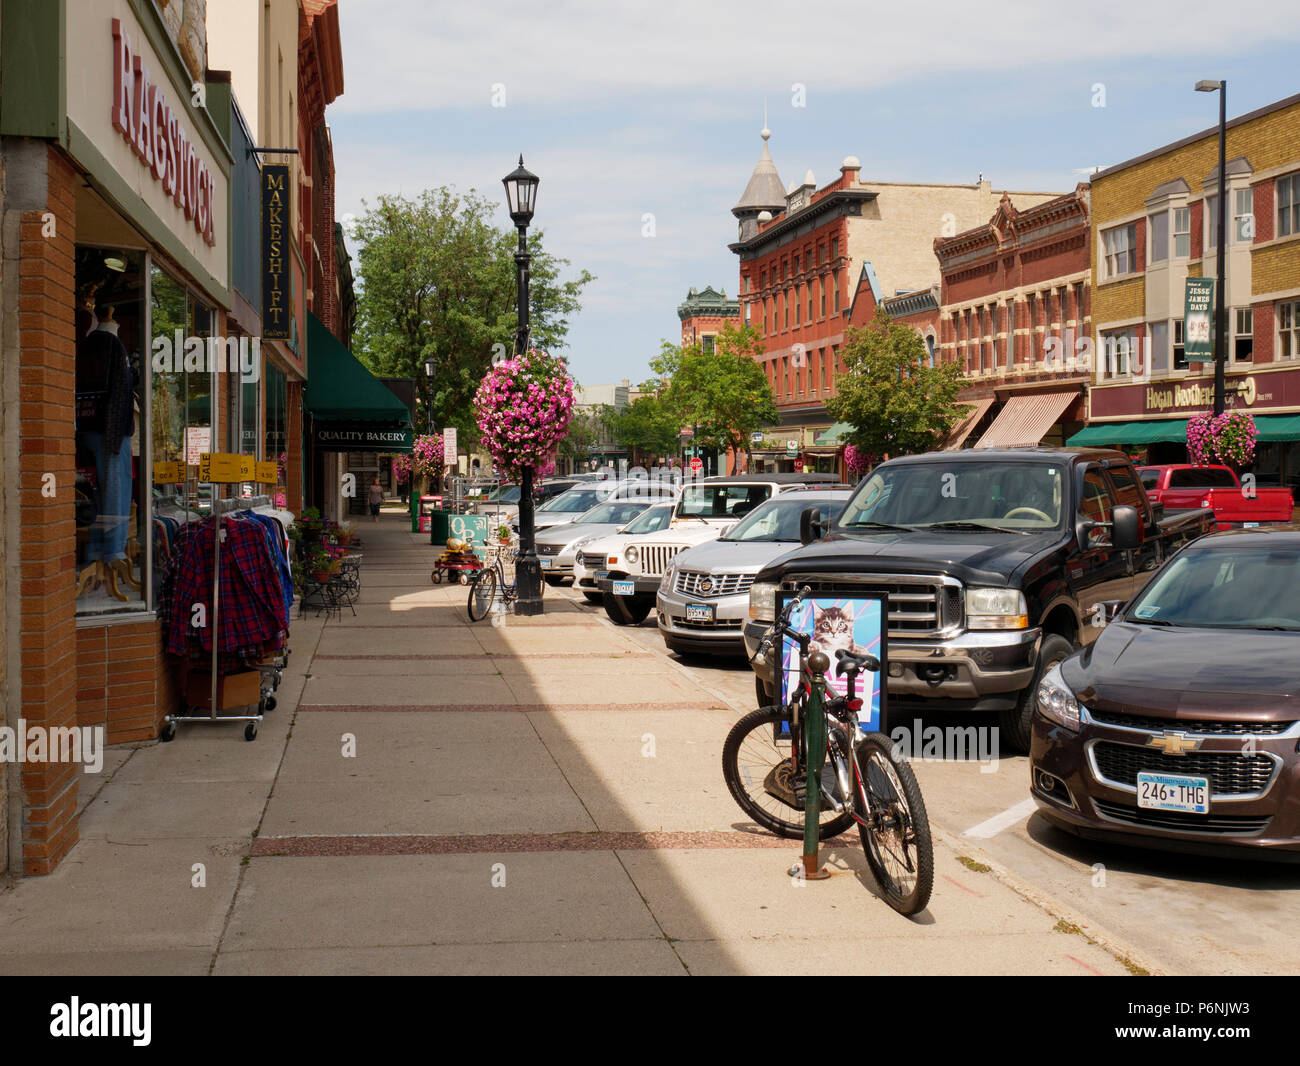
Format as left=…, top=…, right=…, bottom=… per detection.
left=974, top=390, right=1079, bottom=449
left=943, top=397, right=995, bottom=450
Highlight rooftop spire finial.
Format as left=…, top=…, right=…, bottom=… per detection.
left=761, top=99, right=770, bottom=141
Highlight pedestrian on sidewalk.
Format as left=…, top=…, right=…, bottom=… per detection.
left=368, top=475, right=384, bottom=522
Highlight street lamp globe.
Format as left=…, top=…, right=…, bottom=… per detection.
left=502, top=156, right=539, bottom=228
left=424, top=357, right=435, bottom=378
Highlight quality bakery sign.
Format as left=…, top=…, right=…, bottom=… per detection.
left=109, top=18, right=216, bottom=245
left=314, top=425, right=415, bottom=451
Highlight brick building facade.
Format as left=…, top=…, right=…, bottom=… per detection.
left=1086, top=92, right=1300, bottom=487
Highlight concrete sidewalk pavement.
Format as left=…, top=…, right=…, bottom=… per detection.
left=0, top=508, right=1155, bottom=975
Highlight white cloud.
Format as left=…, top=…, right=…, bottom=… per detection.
left=334, top=0, right=1300, bottom=115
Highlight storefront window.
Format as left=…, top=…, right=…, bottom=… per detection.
left=265, top=362, right=289, bottom=507
left=75, top=247, right=147, bottom=614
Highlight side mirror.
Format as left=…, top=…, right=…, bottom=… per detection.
left=1112, top=505, right=1141, bottom=550
left=799, top=507, right=825, bottom=546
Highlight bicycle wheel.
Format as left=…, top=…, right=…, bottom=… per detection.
left=853, top=732, right=934, bottom=916
left=722, top=706, right=854, bottom=840
left=467, top=568, right=498, bottom=621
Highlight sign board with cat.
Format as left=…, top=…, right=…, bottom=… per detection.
left=778, top=593, right=886, bottom=731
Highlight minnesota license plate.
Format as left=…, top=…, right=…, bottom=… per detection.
left=685, top=603, right=714, bottom=622
left=613, top=580, right=635, bottom=596
left=538, top=557, right=552, bottom=570
left=1137, top=772, right=1209, bottom=814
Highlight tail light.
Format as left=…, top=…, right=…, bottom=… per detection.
left=845, top=698, right=863, bottom=712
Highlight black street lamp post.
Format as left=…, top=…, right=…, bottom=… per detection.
left=1196, top=79, right=1228, bottom=415
left=503, top=156, right=543, bottom=615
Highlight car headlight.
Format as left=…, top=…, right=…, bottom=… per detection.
left=1036, top=663, right=1081, bottom=732
left=568, top=536, right=592, bottom=554
left=625, top=545, right=639, bottom=564
left=749, top=580, right=778, bottom=621
left=965, top=587, right=1029, bottom=629
left=659, top=561, right=677, bottom=594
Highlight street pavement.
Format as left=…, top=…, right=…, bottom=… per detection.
left=0, top=506, right=1240, bottom=976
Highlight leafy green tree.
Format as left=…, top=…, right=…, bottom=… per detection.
left=350, top=187, right=594, bottom=435
left=826, top=310, right=969, bottom=458
left=650, top=322, right=779, bottom=469
left=607, top=394, right=681, bottom=463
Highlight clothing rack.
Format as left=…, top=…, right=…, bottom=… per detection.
left=165, top=493, right=275, bottom=741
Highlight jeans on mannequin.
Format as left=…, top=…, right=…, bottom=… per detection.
left=82, top=430, right=133, bottom=562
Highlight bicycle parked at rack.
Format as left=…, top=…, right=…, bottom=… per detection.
left=466, top=543, right=519, bottom=621
left=721, top=586, right=934, bottom=915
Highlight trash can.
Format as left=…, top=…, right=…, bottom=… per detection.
left=428, top=510, right=450, bottom=545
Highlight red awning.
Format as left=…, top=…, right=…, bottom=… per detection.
left=943, top=397, right=995, bottom=450
left=973, top=390, right=1079, bottom=449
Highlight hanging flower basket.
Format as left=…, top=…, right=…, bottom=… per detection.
left=473, top=349, right=574, bottom=478
left=1186, top=411, right=1257, bottom=470
left=844, top=443, right=875, bottom=477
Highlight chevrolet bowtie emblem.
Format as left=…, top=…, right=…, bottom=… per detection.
left=1146, top=731, right=1200, bottom=756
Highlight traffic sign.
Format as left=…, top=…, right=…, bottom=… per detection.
left=690, top=457, right=703, bottom=473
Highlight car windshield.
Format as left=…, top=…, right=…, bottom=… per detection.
left=620, top=505, right=673, bottom=534
left=481, top=484, right=519, bottom=502
left=1125, top=544, right=1300, bottom=630
left=837, top=462, right=1065, bottom=532
left=722, top=495, right=849, bottom=542
left=678, top=484, right=772, bottom=519
left=538, top=487, right=611, bottom=513
left=576, top=501, right=651, bottom=525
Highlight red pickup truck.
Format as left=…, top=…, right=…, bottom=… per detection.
left=1137, top=464, right=1295, bottom=530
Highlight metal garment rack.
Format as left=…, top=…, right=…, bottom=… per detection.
left=164, top=494, right=273, bottom=741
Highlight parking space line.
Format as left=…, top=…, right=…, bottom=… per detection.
left=961, top=798, right=1037, bottom=839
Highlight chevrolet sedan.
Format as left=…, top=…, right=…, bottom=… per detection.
left=1031, top=525, right=1300, bottom=859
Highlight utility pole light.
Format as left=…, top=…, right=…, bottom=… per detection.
left=502, top=155, right=543, bottom=615
left=1195, top=79, right=1228, bottom=415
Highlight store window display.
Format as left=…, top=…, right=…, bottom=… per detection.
left=74, top=248, right=145, bottom=612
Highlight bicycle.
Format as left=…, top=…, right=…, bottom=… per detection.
left=721, top=586, right=934, bottom=916
left=466, top=543, right=518, bottom=621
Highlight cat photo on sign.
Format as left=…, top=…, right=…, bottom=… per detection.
left=779, top=594, right=886, bottom=731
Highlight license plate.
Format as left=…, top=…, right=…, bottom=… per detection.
left=685, top=603, right=714, bottom=622
left=613, top=580, right=635, bottom=596
left=1137, top=772, right=1209, bottom=814
left=539, top=557, right=552, bottom=570
left=1243, top=521, right=1260, bottom=528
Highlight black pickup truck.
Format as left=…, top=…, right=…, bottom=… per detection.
left=744, top=448, right=1214, bottom=751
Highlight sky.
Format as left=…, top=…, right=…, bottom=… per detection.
left=327, top=0, right=1300, bottom=389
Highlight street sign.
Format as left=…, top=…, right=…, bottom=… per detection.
left=786, top=440, right=799, bottom=457
left=1184, top=277, right=1215, bottom=362
left=690, top=457, right=703, bottom=473
left=751, top=431, right=764, bottom=444
left=442, top=427, right=457, bottom=467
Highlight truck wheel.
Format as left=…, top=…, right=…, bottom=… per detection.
left=603, top=590, right=653, bottom=625
left=999, top=634, right=1074, bottom=754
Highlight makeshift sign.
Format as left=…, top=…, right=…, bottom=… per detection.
left=778, top=593, right=886, bottom=731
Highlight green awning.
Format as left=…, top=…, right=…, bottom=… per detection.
left=816, top=422, right=853, bottom=445
left=1068, top=419, right=1189, bottom=446
left=1254, top=414, right=1300, bottom=442
left=305, top=311, right=412, bottom=429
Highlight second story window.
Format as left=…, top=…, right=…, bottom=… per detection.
left=1278, top=174, right=1300, bottom=238
left=1149, top=210, right=1169, bottom=263
left=1101, top=223, right=1137, bottom=279
left=1173, top=208, right=1190, bottom=257
left=832, top=270, right=840, bottom=313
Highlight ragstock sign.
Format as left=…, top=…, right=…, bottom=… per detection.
left=262, top=165, right=291, bottom=340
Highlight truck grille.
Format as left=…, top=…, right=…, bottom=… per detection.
left=675, top=571, right=755, bottom=598
left=640, top=545, right=684, bottom=577
left=1093, top=799, right=1272, bottom=835
left=1088, top=709, right=1294, bottom=736
left=783, top=575, right=961, bottom=638
left=1092, top=742, right=1276, bottom=796
left=578, top=551, right=606, bottom=569
left=537, top=543, right=562, bottom=556
left=668, top=614, right=743, bottom=631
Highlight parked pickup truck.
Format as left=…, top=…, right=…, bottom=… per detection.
left=745, top=448, right=1215, bottom=752
left=1137, top=464, right=1294, bottom=531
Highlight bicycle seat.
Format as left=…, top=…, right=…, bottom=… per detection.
left=835, top=648, right=880, bottom=673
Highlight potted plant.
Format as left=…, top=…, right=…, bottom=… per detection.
left=497, top=524, right=511, bottom=544
left=304, top=543, right=336, bottom=583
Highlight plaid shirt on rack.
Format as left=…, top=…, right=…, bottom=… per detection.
left=163, top=516, right=289, bottom=659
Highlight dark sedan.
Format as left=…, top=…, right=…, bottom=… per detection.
left=1030, top=525, right=1300, bottom=859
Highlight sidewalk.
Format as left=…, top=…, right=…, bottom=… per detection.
left=0, top=507, right=1144, bottom=975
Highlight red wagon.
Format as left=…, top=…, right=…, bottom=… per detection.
left=431, top=547, right=484, bottom=585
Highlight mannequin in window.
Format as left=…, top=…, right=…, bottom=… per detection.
left=75, top=302, right=138, bottom=601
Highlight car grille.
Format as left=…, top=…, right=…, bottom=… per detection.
left=784, top=575, right=961, bottom=638
left=1088, top=709, right=1294, bottom=736
left=1093, top=799, right=1272, bottom=835
left=639, top=545, right=684, bottom=577
left=537, top=543, right=562, bottom=556
left=669, top=614, right=743, bottom=631
left=1092, top=742, right=1276, bottom=796
left=578, top=552, right=606, bottom=569
left=675, top=571, right=755, bottom=598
